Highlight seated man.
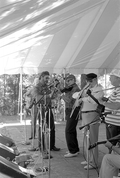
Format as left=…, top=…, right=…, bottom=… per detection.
left=99, top=141, right=120, bottom=178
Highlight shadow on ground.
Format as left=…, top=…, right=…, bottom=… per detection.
left=0, top=116, right=108, bottom=178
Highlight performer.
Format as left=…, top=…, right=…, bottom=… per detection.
left=99, top=141, right=120, bottom=178
left=24, top=78, right=39, bottom=142
left=99, top=69, right=120, bottom=153
left=74, top=73, right=104, bottom=169
left=32, top=71, right=60, bottom=153
left=60, top=74, right=80, bottom=158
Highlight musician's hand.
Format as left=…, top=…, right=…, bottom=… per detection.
left=81, top=90, right=88, bottom=98
left=72, top=92, right=80, bottom=99
left=105, top=141, right=113, bottom=149
left=61, top=94, right=70, bottom=103
left=98, top=99, right=104, bottom=105
left=74, top=98, right=82, bottom=107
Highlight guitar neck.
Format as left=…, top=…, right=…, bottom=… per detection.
left=89, top=138, right=120, bottom=150
left=88, top=140, right=106, bottom=150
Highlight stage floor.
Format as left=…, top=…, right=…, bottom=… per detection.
left=0, top=117, right=108, bottom=178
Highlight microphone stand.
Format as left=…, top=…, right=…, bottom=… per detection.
left=22, top=103, right=31, bottom=146
left=48, top=107, right=51, bottom=178
left=79, top=116, right=100, bottom=178
left=29, top=96, right=44, bottom=151
left=30, top=93, right=49, bottom=177
left=42, top=92, right=51, bottom=178
left=79, top=111, right=111, bottom=178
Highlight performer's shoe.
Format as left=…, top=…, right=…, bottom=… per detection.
left=81, top=161, right=87, bottom=165
left=50, top=146, right=60, bottom=151
left=29, top=137, right=36, bottom=140
left=66, top=150, right=80, bottom=154
left=28, top=147, right=38, bottom=151
left=29, top=137, right=32, bottom=140
left=84, top=165, right=97, bottom=170
left=64, top=152, right=78, bottom=158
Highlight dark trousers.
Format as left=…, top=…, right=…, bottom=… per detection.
left=65, top=108, right=79, bottom=154
left=46, top=109, right=55, bottom=149
left=106, top=124, right=120, bottom=145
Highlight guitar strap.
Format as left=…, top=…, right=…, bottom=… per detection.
left=86, top=89, right=105, bottom=115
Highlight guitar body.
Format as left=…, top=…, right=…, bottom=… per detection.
left=70, top=102, right=83, bottom=119
left=87, top=89, right=105, bottom=115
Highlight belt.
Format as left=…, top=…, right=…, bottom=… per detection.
left=81, top=110, right=96, bottom=113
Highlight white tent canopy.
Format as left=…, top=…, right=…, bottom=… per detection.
left=0, top=0, right=120, bottom=75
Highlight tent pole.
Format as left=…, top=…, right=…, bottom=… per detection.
left=104, top=69, right=107, bottom=96
left=19, top=49, right=31, bottom=123
left=63, top=68, right=66, bottom=121
left=20, top=67, right=23, bottom=123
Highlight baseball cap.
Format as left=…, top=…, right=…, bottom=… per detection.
left=86, top=73, right=97, bottom=81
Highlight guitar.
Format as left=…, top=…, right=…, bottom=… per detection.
left=86, top=89, right=105, bottom=115
left=70, top=83, right=90, bottom=119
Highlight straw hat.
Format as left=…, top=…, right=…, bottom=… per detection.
left=110, top=69, right=120, bottom=78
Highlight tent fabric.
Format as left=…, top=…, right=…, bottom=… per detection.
left=0, top=0, right=120, bottom=75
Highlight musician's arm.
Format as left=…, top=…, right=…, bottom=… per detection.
left=105, top=141, right=120, bottom=155
left=100, top=100, right=120, bottom=110
left=111, top=145, right=120, bottom=155
left=62, top=95, right=75, bottom=103
left=88, top=92, right=104, bottom=104
left=62, top=85, right=80, bottom=103
left=99, top=90, right=120, bottom=110
left=31, top=85, right=44, bottom=103
left=50, top=90, right=57, bottom=100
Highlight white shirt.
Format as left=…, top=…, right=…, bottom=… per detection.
left=81, top=84, right=104, bottom=111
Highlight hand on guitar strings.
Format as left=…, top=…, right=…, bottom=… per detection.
left=74, top=98, right=82, bottom=107
left=72, top=90, right=88, bottom=99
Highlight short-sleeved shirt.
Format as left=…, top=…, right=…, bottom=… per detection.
left=105, top=87, right=120, bottom=126
left=81, top=84, right=104, bottom=111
